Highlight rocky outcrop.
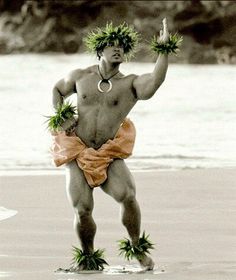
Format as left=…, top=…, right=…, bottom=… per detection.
left=0, top=0, right=235, bottom=64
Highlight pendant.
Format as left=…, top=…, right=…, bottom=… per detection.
left=97, top=79, right=112, bottom=93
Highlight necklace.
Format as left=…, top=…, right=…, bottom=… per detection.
left=97, top=66, right=119, bottom=93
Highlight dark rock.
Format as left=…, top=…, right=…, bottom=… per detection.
left=0, top=0, right=235, bottom=63
left=62, top=35, right=80, bottom=54
left=0, top=0, right=25, bottom=12
left=0, top=37, right=8, bottom=53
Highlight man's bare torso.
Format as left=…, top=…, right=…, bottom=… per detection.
left=74, top=65, right=138, bottom=149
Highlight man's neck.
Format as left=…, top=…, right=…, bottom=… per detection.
left=98, top=61, right=120, bottom=77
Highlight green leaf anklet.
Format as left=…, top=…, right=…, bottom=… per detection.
left=71, top=246, right=108, bottom=271
left=118, top=231, right=154, bottom=261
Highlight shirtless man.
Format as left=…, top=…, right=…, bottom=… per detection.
left=52, top=19, right=169, bottom=270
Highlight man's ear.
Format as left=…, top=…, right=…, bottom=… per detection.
left=97, top=50, right=103, bottom=59
left=98, top=50, right=103, bottom=57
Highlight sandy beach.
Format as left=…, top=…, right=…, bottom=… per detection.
left=0, top=168, right=236, bottom=280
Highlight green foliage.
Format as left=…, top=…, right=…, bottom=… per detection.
left=45, top=102, right=77, bottom=132
left=150, top=33, right=183, bottom=55
left=72, top=246, right=108, bottom=271
left=118, top=231, right=155, bottom=261
left=84, top=22, right=140, bottom=59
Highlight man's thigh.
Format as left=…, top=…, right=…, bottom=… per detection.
left=65, top=160, right=94, bottom=211
left=101, top=159, right=136, bottom=202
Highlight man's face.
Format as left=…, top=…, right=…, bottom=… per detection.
left=100, top=43, right=125, bottom=64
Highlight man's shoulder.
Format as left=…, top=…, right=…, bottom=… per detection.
left=121, top=73, right=138, bottom=81
left=68, top=65, right=97, bottom=79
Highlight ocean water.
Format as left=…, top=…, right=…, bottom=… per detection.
left=0, top=54, right=235, bottom=172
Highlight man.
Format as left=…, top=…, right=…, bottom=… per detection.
left=51, top=19, right=169, bottom=271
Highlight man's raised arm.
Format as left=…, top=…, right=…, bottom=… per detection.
left=133, top=18, right=169, bottom=100
left=52, top=69, right=80, bottom=109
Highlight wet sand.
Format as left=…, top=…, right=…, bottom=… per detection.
left=0, top=168, right=236, bottom=279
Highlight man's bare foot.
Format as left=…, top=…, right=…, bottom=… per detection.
left=138, top=255, right=155, bottom=270
left=72, top=264, right=90, bottom=272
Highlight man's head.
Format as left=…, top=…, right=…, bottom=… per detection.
left=97, top=43, right=125, bottom=64
left=84, top=22, right=140, bottom=61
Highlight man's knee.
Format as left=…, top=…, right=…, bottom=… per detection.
left=74, top=203, right=93, bottom=221
left=123, top=195, right=137, bottom=208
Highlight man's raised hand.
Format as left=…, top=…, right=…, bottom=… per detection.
left=159, top=18, right=169, bottom=43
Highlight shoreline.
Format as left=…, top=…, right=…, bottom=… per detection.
left=0, top=166, right=236, bottom=177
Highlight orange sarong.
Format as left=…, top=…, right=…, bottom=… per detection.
left=51, top=118, right=136, bottom=187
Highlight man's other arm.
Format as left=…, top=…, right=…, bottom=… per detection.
left=52, top=69, right=80, bottom=109
left=133, top=54, right=168, bottom=100
left=133, top=18, right=169, bottom=100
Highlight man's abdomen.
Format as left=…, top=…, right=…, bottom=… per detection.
left=74, top=111, right=123, bottom=149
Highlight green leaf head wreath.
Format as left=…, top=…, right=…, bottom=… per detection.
left=84, top=22, right=140, bottom=59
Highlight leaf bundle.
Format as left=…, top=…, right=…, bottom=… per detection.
left=46, top=102, right=77, bottom=132
left=72, top=246, right=108, bottom=271
left=150, top=33, right=183, bottom=55
left=118, top=231, right=154, bottom=261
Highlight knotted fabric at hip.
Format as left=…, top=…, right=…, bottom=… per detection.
left=51, top=118, right=136, bottom=187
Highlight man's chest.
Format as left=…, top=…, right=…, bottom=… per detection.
left=75, top=74, right=136, bottom=107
